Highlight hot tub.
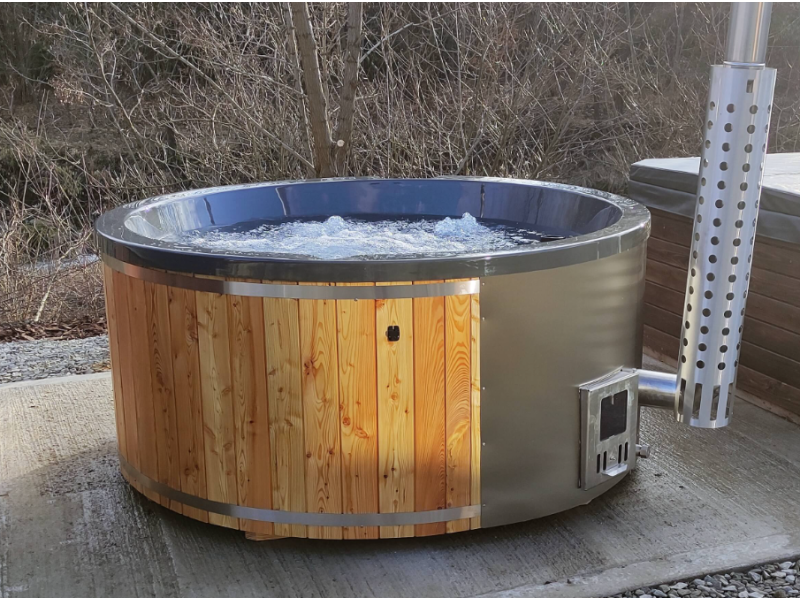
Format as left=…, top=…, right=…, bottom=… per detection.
left=95, top=177, right=650, bottom=540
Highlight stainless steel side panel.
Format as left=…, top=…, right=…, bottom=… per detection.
left=480, top=244, right=646, bottom=528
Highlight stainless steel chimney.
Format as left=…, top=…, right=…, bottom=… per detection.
left=639, top=2, right=776, bottom=429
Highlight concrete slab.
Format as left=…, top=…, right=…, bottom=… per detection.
left=2, top=365, right=800, bottom=597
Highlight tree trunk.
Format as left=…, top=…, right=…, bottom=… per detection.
left=333, top=3, right=363, bottom=175
left=290, top=2, right=334, bottom=178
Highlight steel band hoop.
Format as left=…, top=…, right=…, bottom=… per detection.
left=103, top=254, right=480, bottom=300
left=119, top=455, right=480, bottom=526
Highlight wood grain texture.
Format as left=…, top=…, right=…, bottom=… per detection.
left=106, top=271, right=482, bottom=536
left=112, top=270, right=140, bottom=493
left=102, top=266, right=127, bottom=459
left=196, top=290, right=238, bottom=529
left=376, top=283, right=415, bottom=538
left=336, top=283, right=379, bottom=540
left=470, top=291, right=481, bottom=530
left=299, top=287, right=343, bottom=540
left=126, top=276, right=160, bottom=504
left=227, top=293, right=273, bottom=535
left=264, top=295, right=307, bottom=538
left=145, top=281, right=182, bottom=512
left=445, top=290, right=472, bottom=533
left=412, top=281, right=446, bottom=536
left=167, top=285, right=208, bottom=522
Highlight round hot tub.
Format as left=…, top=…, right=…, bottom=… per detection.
left=95, top=177, right=650, bottom=540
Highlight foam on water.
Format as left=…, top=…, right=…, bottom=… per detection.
left=175, top=213, right=542, bottom=259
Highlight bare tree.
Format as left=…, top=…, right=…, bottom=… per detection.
left=334, top=3, right=363, bottom=175
left=290, top=2, right=334, bottom=177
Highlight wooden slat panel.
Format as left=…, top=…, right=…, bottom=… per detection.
left=112, top=271, right=140, bottom=492
left=753, top=237, right=800, bottom=280
left=264, top=295, right=306, bottom=538
left=745, top=293, right=800, bottom=338
left=739, top=341, right=800, bottom=392
left=737, top=364, right=800, bottom=416
left=644, top=325, right=800, bottom=417
left=445, top=290, right=472, bottom=533
left=647, top=258, right=800, bottom=337
left=102, top=266, right=127, bottom=458
left=649, top=240, right=800, bottom=309
left=645, top=281, right=800, bottom=363
left=646, top=258, right=688, bottom=291
left=228, top=293, right=273, bottom=536
left=412, top=281, right=446, bottom=537
left=376, top=284, right=415, bottom=538
left=336, top=283, right=379, bottom=540
left=648, top=237, right=689, bottom=270
left=145, top=281, right=182, bottom=512
left=645, top=302, right=800, bottom=390
left=126, top=277, right=160, bottom=504
left=470, top=291, right=481, bottom=530
left=750, top=267, right=800, bottom=309
left=168, top=285, right=208, bottom=522
left=644, top=281, right=685, bottom=315
left=299, top=288, right=343, bottom=540
left=196, top=290, right=238, bottom=529
left=650, top=208, right=800, bottom=281
left=648, top=209, right=693, bottom=247
left=643, top=324, right=680, bottom=367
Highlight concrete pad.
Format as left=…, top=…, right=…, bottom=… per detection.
left=2, top=369, right=800, bottom=597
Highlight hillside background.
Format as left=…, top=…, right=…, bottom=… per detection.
left=1, top=2, right=799, bottom=330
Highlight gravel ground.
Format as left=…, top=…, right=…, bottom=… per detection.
left=615, top=560, right=800, bottom=599
left=0, top=335, right=110, bottom=384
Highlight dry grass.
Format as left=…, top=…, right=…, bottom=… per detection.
left=1, top=2, right=799, bottom=326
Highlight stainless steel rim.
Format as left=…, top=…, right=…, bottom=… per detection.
left=104, top=254, right=480, bottom=299
left=119, top=455, right=480, bottom=526
left=95, top=177, right=651, bottom=283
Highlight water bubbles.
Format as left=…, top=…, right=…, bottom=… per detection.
left=174, top=213, right=546, bottom=260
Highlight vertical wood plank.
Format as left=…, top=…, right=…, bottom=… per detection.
left=376, top=283, right=415, bottom=538
left=168, top=286, right=208, bottom=522
left=103, top=266, right=127, bottom=459
left=264, top=294, right=306, bottom=538
left=228, top=292, right=274, bottom=536
left=413, top=281, right=447, bottom=536
left=445, top=288, right=472, bottom=533
left=300, top=286, right=343, bottom=540
left=145, top=281, right=182, bottom=512
left=127, top=276, right=160, bottom=504
left=112, top=271, right=140, bottom=493
left=196, top=290, right=238, bottom=529
left=336, top=283, right=379, bottom=540
left=470, top=289, right=481, bottom=529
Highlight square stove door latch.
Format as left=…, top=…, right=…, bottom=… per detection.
left=579, top=370, right=639, bottom=491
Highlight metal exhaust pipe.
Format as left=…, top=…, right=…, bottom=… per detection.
left=638, top=3, right=776, bottom=429
left=675, top=2, right=776, bottom=427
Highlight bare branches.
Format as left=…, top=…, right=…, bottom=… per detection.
left=106, top=2, right=314, bottom=172
left=2, top=1, right=800, bottom=328
left=290, top=2, right=333, bottom=178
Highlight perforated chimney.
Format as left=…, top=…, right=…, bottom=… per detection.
left=638, top=2, right=776, bottom=428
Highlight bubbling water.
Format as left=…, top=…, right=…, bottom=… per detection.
left=176, top=213, right=545, bottom=260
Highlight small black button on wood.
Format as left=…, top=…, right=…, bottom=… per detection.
left=386, top=325, right=400, bottom=342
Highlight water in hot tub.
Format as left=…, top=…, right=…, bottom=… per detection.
left=172, top=213, right=566, bottom=260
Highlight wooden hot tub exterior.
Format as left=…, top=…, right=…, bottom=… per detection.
left=103, top=266, right=481, bottom=539
left=96, top=177, right=652, bottom=539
